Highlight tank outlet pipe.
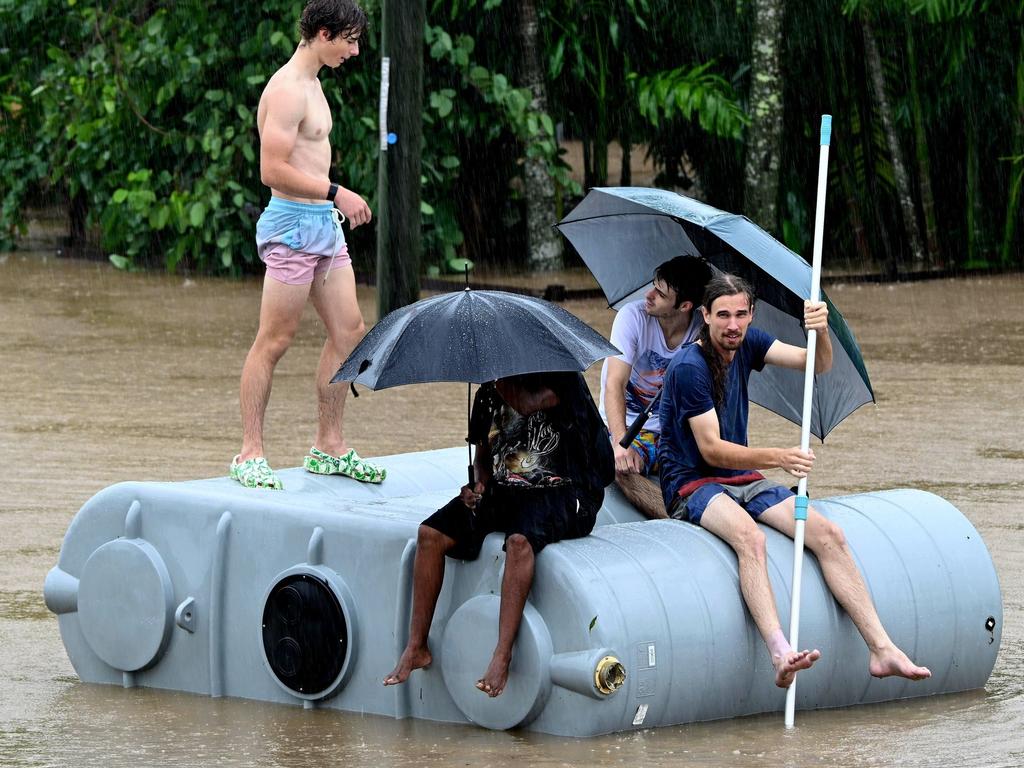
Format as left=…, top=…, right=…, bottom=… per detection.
left=44, top=566, right=80, bottom=615
left=550, top=648, right=626, bottom=699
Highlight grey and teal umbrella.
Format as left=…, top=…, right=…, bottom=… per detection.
left=555, top=186, right=873, bottom=440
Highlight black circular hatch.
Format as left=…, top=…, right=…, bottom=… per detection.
left=261, top=573, right=348, bottom=697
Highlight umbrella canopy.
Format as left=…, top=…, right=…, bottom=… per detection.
left=555, top=186, right=874, bottom=439
left=332, top=288, right=619, bottom=389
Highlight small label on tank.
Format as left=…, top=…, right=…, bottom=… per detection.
left=637, top=668, right=656, bottom=697
left=632, top=704, right=649, bottom=726
left=636, top=641, right=656, bottom=669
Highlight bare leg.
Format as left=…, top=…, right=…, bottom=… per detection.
left=308, top=265, right=367, bottom=457
left=476, top=533, right=535, bottom=697
left=700, top=493, right=821, bottom=688
left=616, top=472, right=668, bottom=519
left=760, top=500, right=931, bottom=681
left=239, top=276, right=311, bottom=460
left=384, top=525, right=454, bottom=685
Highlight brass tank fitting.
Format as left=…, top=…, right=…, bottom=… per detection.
left=594, top=655, right=626, bottom=695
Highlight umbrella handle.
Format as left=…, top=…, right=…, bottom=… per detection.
left=619, top=414, right=649, bottom=448
left=619, top=390, right=661, bottom=448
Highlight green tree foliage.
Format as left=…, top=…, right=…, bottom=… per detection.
left=632, top=62, right=748, bottom=140
left=2, top=0, right=1021, bottom=274
left=607, top=0, right=752, bottom=212
left=825, top=0, right=1024, bottom=270
left=420, top=15, right=576, bottom=268
left=9, top=2, right=294, bottom=267
left=0, top=0, right=569, bottom=273
left=1, top=0, right=377, bottom=270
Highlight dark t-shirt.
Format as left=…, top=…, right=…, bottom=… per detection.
left=469, top=372, right=614, bottom=514
left=657, top=327, right=776, bottom=509
left=484, top=402, right=571, bottom=488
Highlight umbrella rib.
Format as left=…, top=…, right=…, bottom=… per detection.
left=527, top=301, right=610, bottom=373
left=556, top=211, right=697, bottom=227
left=342, top=290, right=619, bottom=393
left=354, top=293, right=451, bottom=388
left=466, top=291, right=482, bottom=383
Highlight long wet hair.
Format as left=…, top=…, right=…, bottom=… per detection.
left=697, top=273, right=756, bottom=408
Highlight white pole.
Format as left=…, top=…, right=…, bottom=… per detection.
left=784, top=114, right=831, bottom=729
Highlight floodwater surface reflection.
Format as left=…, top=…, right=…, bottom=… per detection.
left=1, top=254, right=1021, bottom=767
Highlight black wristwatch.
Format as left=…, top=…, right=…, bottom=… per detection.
left=326, top=182, right=339, bottom=201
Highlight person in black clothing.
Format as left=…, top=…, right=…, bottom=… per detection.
left=384, top=371, right=613, bottom=697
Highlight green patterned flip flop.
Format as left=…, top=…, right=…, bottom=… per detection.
left=230, top=455, right=284, bottom=490
left=303, top=447, right=387, bottom=484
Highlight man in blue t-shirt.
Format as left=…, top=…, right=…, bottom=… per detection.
left=659, top=273, right=931, bottom=690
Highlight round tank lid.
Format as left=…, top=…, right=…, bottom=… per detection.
left=441, top=594, right=552, bottom=730
left=77, top=539, right=174, bottom=672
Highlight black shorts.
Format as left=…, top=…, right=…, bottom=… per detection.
left=422, top=483, right=596, bottom=560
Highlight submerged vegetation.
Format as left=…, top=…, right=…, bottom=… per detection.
left=0, top=0, right=1021, bottom=276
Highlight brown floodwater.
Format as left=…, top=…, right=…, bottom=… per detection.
left=1, top=253, right=1022, bottom=767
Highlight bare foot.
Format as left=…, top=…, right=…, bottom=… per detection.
left=475, top=653, right=511, bottom=698
left=773, top=648, right=821, bottom=688
left=383, top=645, right=432, bottom=686
left=869, top=646, right=931, bottom=681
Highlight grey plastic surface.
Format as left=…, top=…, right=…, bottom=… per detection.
left=77, top=537, right=174, bottom=672
left=45, top=446, right=1002, bottom=736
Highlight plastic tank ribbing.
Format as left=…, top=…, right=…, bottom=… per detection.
left=43, top=448, right=1001, bottom=736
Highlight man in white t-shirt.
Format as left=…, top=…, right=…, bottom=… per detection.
left=599, top=256, right=712, bottom=518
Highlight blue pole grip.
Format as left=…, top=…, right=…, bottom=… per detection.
left=820, top=115, right=832, bottom=146
left=794, top=495, right=809, bottom=521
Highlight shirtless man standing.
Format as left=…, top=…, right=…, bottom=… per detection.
left=230, top=0, right=386, bottom=490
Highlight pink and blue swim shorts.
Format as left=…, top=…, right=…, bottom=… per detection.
left=255, top=197, right=352, bottom=285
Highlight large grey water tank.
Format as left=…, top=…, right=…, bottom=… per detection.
left=44, top=447, right=1001, bottom=736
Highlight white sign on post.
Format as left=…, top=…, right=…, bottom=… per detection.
left=379, top=57, right=391, bottom=152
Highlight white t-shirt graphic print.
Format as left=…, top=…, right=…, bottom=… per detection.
left=599, top=300, right=703, bottom=436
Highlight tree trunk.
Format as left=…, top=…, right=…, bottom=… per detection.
left=822, top=24, right=871, bottom=268
left=839, top=152, right=873, bottom=266
left=1001, top=25, right=1024, bottom=267
left=582, top=138, right=594, bottom=190
left=743, top=0, right=785, bottom=234
left=862, top=17, right=926, bottom=266
left=905, top=18, right=940, bottom=266
left=593, top=127, right=608, bottom=186
left=517, top=0, right=562, bottom=272
left=591, top=27, right=609, bottom=187
left=619, top=136, right=632, bottom=186
left=68, top=189, right=88, bottom=247
left=965, top=119, right=986, bottom=266
left=376, top=0, right=425, bottom=316
left=851, top=31, right=897, bottom=276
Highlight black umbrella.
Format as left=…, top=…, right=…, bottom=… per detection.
left=555, top=186, right=874, bottom=440
left=332, top=288, right=619, bottom=482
